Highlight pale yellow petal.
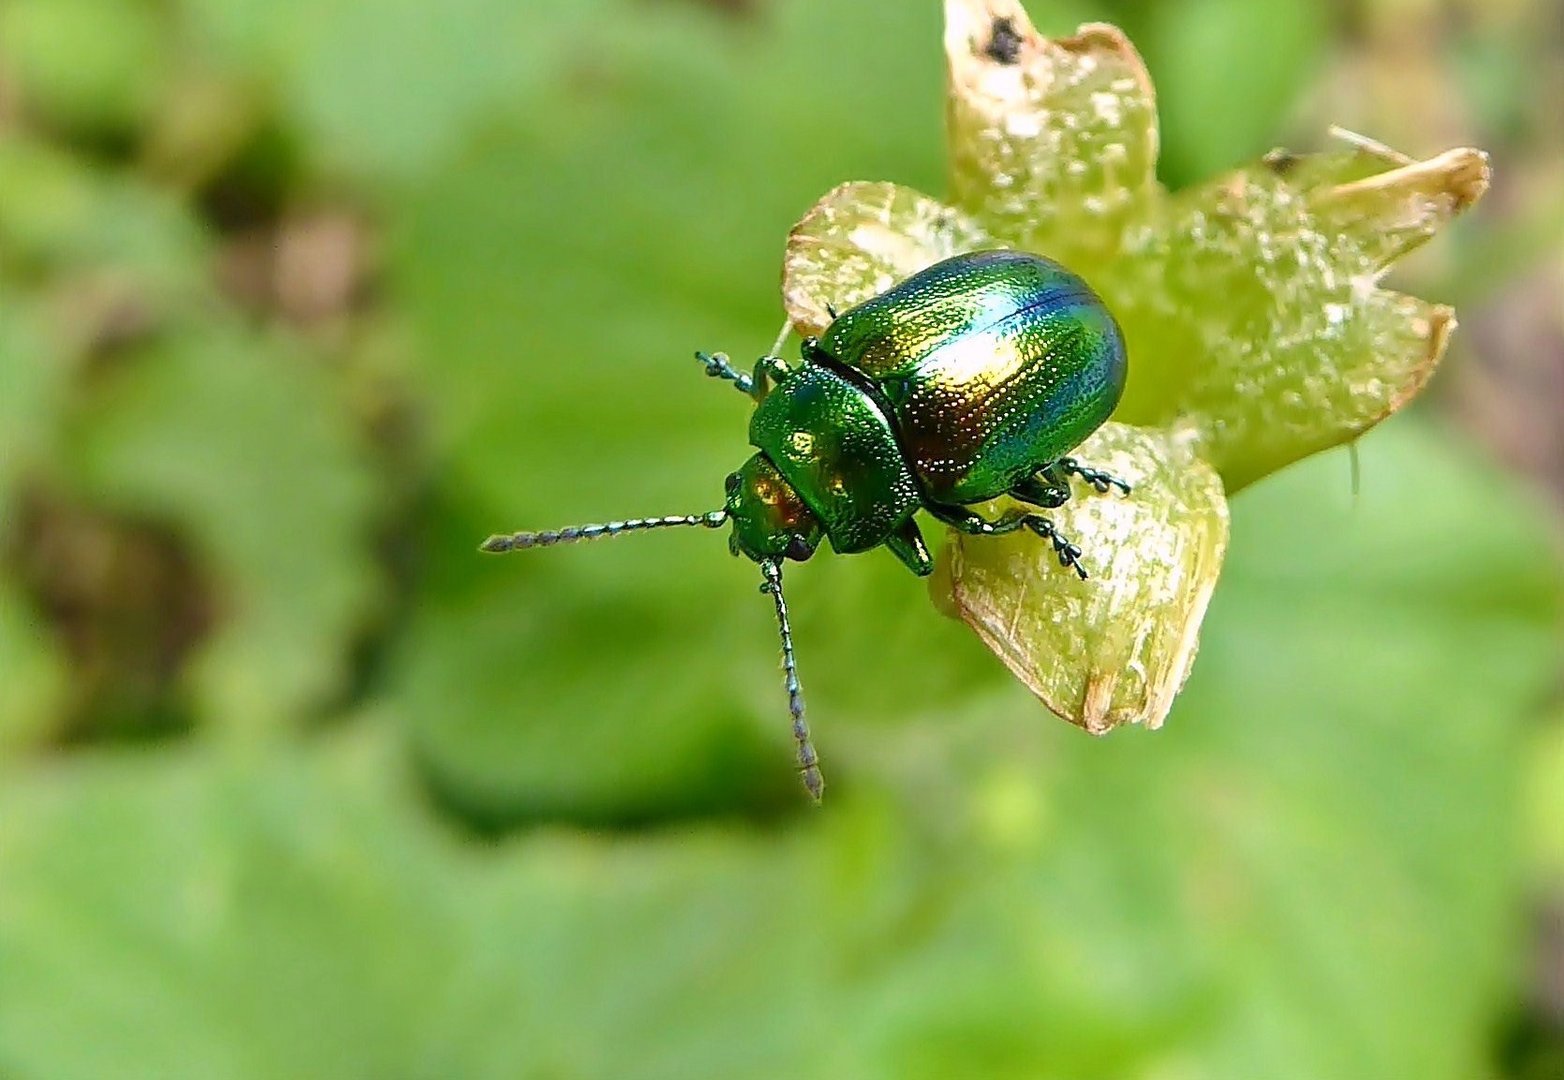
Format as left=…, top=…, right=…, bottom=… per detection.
left=945, top=2, right=1158, bottom=270
left=932, top=422, right=1228, bottom=733
left=1102, top=137, right=1486, bottom=491
left=782, top=181, right=994, bottom=337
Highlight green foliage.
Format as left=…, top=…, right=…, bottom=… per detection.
left=0, top=1, right=1560, bottom=1078
left=2, top=428, right=1560, bottom=1078
left=0, top=0, right=168, bottom=139
left=0, top=578, right=65, bottom=751
left=67, top=323, right=382, bottom=734
left=1140, top=0, right=1329, bottom=184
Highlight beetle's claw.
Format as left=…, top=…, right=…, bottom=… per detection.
left=1027, top=519, right=1089, bottom=579
left=1059, top=458, right=1132, bottom=498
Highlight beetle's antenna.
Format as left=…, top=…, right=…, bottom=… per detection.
left=480, top=510, right=728, bottom=552
left=760, top=560, right=823, bottom=802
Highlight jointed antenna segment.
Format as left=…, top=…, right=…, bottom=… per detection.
left=480, top=510, right=728, bottom=553
left=761, top=560, right=823, bottom=802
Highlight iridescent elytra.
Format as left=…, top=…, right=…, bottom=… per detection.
left=483, top=250, right=1130, bottom=801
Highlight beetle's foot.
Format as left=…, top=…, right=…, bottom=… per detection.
left=695, top=350, right=756, bottom=395
left=1058, top=457, right=1132, bottom=497
left=1022, top=516, right=1089, bottom=580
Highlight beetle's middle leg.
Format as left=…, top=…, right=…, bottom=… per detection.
left=926, top=502, right=1088, bottom=580
left=694, top=351, right=791, bottom=402
left=1011, top=474, right=1071, bottom=509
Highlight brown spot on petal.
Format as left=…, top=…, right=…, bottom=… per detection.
left=1382, top=303, right=1453, bottom=418
left=1082, top=670, right=1116, bottom=735
left=945, top=5, right=1159, bottom=268
left=1262, top=148, right=1301, bottom=177
left=984, top=16, right=1024, bottom=65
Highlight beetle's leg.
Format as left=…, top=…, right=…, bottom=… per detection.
left=749, top=355, right=792, bottom=401
left=885, top=517, right=934, bottom=577
left=695, top=350, right=755, bottom=395
left=927, top=502, right=1088, bottom=580
left=1054, top=457, right=1132, bottom=497
left=926, top=502, right=1031, bottom=537
left=693, top=351, right=791, bottom=402
left=1011, top=474, right=1071, bottom=510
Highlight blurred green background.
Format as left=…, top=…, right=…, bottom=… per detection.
left=1, top=0, right=1562, bottom=1076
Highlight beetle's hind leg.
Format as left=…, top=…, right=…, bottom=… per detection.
left=1050, top=457, right=1132, bottom=497
left=926, top=502, right=1088, bottom=580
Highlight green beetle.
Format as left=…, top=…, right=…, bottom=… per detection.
left=483, top=250, right=1129, bottom=801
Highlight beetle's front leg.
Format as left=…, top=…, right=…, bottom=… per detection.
left=694, top=351, right=791, bottom=402
left=1051, top=457, right=1132, bottom=497
left=926, top=502, right=1088, bottom=580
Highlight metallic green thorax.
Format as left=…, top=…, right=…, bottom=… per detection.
left=818, top=250, right=1127, bottom=504
left=748, top=365, right=921, bottom=554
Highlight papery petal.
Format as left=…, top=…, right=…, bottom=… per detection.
left=782, top=181, right=993, bottom=337
left=1103, top=134, right=1489, bottom=491
left=1305, top=131, right=1490, bottom=271
left=932, top=422, right=1228, bottom=733
left=945, top=0, right=1159, bottom=271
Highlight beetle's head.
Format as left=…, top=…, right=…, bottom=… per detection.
left=479, top=450, right=827, bottom=801
left=724, top=453, right=823, bottom=564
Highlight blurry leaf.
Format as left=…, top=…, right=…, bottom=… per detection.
left=0, top=579, right=66, bottom=754
left=945, top=0, right=1160, bottom=269
left=1142, top=0, right=1328, bottom=186
left=3, top=0, right=1560, bottom=1076
left=1151, top=420, right=1563, bottom=1078
left=932, top=422, right=1228, bottom=733
left=67, top=322, right=380, bottom=734
left=1, top=420, right=1560, bottom=1080
left=184, top=0, right=617, bottom=180
left=384, top=0, right=975, bottom=820
left=0, top=0, right=167, bottom=138
left=394, top=540, right=790, bottom=823
left=0, top=735, right=464, bottom=1079
left=0, top=296, right=73, bottom=756
left=388, top=123, right=796, bottom=815
left=1527, top=712, right=1564, bottom=884
left=0, top=296, right=71, bottom=493
left=0, top=136, right=211, bottom=307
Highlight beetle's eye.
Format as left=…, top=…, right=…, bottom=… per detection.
left=785, top=535, right=812, bottom=562
left=724, top=472, right=741, bottom=497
